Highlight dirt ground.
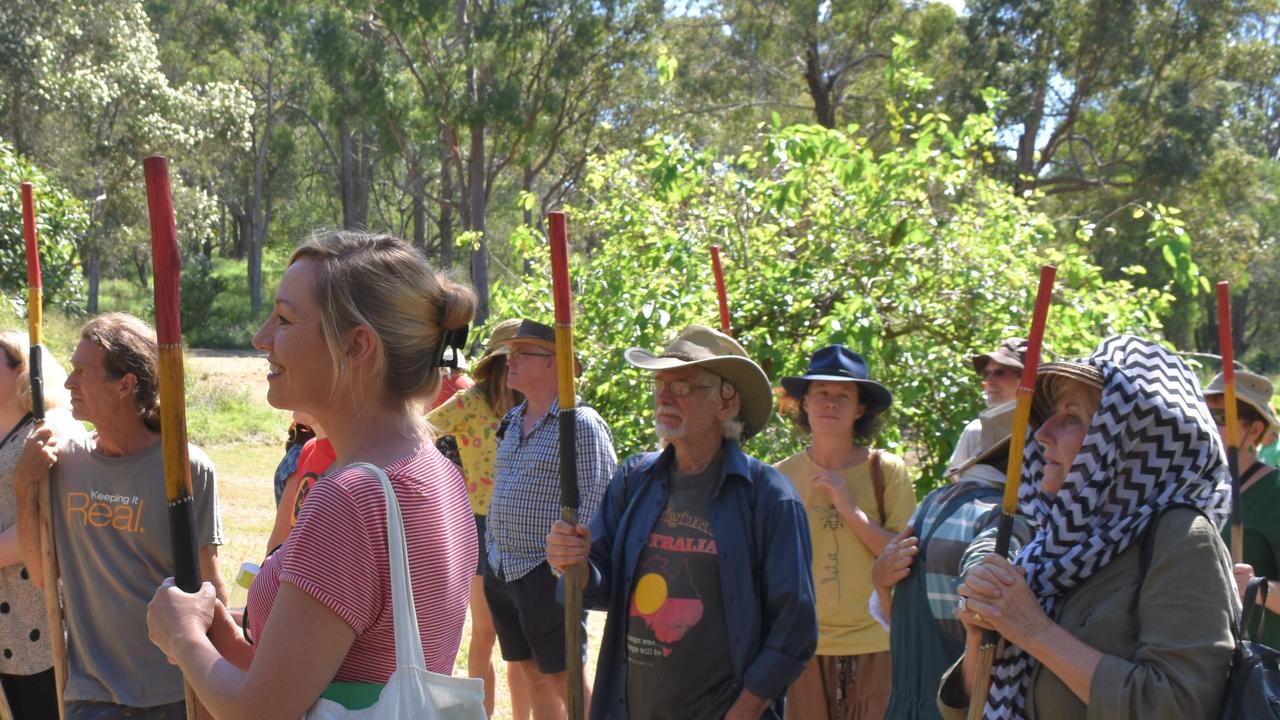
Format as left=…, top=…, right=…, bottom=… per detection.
left=186, top=348, right=268, bottom=395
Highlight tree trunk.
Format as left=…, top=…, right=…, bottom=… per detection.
left=522, top=165, right=535, bottom=227
left=233, top=208, right=250, bottom=259
left=469, top=120, right=489, bottom=326
left=340, top=117, right=357, bottom=229
left=1014, top=35, right=1049, bottom=196
left=248, top=57, right=275, bottom=314
left=86, top=252, right=100, bottom=315
left=1232, top=287, right=1248, bottom=359
left=208, top=201, right=220, bottom=261
left=134, top=252, right=148, bottom=289
left=803, top=36, right=836, bottom=129
left=355, top=129, right=373, bottom=228
left=439, top=136, right=454, bottom=268
left=410, top=157, right=426, bottom=250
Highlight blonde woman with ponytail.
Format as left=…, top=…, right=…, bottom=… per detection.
left=148, top=231, right=478, bottom=718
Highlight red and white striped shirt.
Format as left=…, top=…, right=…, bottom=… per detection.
left=247, top=447, right=475, bottom=681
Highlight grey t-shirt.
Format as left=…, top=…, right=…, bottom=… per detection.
left=52, top=434, right=223, bottom=707
left=626, top=457, right=736, bottom=719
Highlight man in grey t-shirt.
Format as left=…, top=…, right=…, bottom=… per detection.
left=15, top=313, right=226, bottom=719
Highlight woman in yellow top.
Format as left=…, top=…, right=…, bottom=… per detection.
left=428, top=319, right=523, bottom=717
left=774, top=345, right=915, bottom=720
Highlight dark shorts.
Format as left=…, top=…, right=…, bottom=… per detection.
left=1, top=669, right=58, bottom=720
left=65, top=700, right=186, bottom=720
left=474, top=514, right=487, bottom=576
left=483, top=561, right=587, bottom=674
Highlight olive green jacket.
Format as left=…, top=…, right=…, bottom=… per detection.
left=939, top=507, right=1237, bottom=720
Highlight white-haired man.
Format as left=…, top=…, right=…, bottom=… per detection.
left=548, top=325, right=817, bottom=719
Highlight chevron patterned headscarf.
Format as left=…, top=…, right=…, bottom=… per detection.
left=982, top=335, right=1231, bottom=719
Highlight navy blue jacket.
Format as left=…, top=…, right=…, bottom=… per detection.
left=580, top=440, right=817, bottom=719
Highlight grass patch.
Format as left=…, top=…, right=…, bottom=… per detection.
left=185, top=372, right=286, bottom=446
left=204, top=443, right=281, bottom=589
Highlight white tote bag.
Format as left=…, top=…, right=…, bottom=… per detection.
left=305, top=463, right=486, bottom=719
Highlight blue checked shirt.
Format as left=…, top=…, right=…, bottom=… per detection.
left=486, top=398, right=617, bottom=581
left=905, top=467, right=1033, bottom=643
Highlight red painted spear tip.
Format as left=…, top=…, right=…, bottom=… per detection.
left=21, top=182, right=41, bottom=289
left=548, top=212, right=572, bottom=326
left=1216, top=281, right=1234, bottom=380
left=1016, top=264, right=1056, bottom=392
left=144, top=156, right=182, bottom=344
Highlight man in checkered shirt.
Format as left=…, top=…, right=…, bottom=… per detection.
left=483, top=319, right=616, bottom=718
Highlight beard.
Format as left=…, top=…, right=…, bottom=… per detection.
left=655, top=417, right=685, bottom=440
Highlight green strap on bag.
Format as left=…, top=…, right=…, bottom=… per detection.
left=319, top=682, right=386, bottom=710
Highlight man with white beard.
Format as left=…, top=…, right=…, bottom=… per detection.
left=547, top=325, right=817, bottom=720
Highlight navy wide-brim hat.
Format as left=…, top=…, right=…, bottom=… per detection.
left=780, top=345, right=893, bottom=415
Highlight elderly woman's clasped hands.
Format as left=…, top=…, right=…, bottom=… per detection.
left=955, top=554, right=1051, bottom=648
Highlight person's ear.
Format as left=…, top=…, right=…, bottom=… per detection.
left=345, top=325, right=379, bottom=368
left=1245, top=419, right=1268, bottom=450
left=116, top=373, right=137, bottom=400
left=852, top=400, right=867, bottom=421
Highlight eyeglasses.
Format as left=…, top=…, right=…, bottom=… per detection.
left=509, top=350, right=554, bottom=363
left=981, top=367, right=1015, bottom=381
left=649, top=378, right=717, bottom=397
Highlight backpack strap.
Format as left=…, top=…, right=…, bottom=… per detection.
left=1241, top=462, right=1275, bottom=495
left=870, top=449, right=887, bottom=526
left=1243, top=577, right=1270, bottom=640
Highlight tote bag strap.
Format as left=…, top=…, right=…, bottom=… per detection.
left=348, top=462, right=425, bottom=672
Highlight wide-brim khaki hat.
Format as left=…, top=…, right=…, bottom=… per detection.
left=1205, top=370, right=1279, bottom=432
left=946, top=400, right=1015, bottom=479
left=624, top=324, right=772, bottom=440
left=471, top=319, right=524, bottom=383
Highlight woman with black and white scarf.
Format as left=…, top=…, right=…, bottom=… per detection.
left=937, top=335, right=1238, bottom=720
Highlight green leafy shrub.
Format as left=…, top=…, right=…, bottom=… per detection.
left=493, top=51, right=1176, bottom=491
left=0, top=141, right=87, bottom=314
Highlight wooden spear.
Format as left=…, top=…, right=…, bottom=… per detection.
left=710, top=244, right=731, bottom=335
left=1217, top=281, right=1243, bottom=564
left=967, top=265, right=1056, bottom=720
left=21, top=182, right=58, bottom=720
left=142, top=156, right=203, bottom=720
left=548, top=211, right=585, bottom=720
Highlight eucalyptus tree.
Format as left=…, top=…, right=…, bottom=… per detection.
left=0, top=0, right=251, bottom=313
left=368, top=0, right=662, bottom=324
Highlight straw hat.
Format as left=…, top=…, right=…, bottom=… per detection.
left=1032, top=360, right=1105, bottom=424
left=945, top=401, right=1015, bottom=480
left=1204, top=370, right=1279, bottom=432
left=624, top=325, right=772, bottom=440
left=471, top=319, right=524, bottom=383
